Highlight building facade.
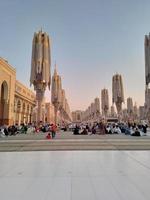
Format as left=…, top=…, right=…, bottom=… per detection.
left=0, top=58, right=36, bottom=126
left=0, top=58, right=16, bottom=125
left=14, top=80, right=36, bottom=125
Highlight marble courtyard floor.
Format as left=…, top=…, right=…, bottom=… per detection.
left=0, top=131, right=150, bottom=151
left=0, top=150, right=150, bottom=200
left=1, top=133, right=150, bottom=199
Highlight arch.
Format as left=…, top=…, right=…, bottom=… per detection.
left=77, top=114, right=80, bottom=121
left=0, top=81, right=9, bottom=125
left=1, top=81, right=8, bottom=101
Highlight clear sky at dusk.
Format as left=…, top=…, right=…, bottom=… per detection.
left=0, top=0, right=149, bottom=111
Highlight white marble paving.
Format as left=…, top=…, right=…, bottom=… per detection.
left=0, top=151, right=150, bottom=200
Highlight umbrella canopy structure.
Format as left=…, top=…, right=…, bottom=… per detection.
left=30, top=30, right=51, bottom=124
left=51, top=64, right=72, bottom=125
left=110, top=105, right=116, bottom=117
left=94, top=97, right=100, bottom=119
left=101, top=88, right=109, bottom=117
left=127, top=97, right=133, bottom=115
left=112, top=74, right=124, bottom=115
left=51, top=65, right=62, bottom=124
left=145, top=34, right=150, bottom=86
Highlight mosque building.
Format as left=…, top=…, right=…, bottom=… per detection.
left=0, top=57, right=57, bottom=125
left=0, top=57, right=35, bottom=125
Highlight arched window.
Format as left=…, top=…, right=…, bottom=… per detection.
left=1, top=81, right=8, bottom=101
left=77, top=114, right=80, bottom=121
left=23, top=103, right=26, bottom=113
left=17, top=100, right=21, bottom=112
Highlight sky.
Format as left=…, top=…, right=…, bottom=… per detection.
left=0, top=0, right=149, bottom=111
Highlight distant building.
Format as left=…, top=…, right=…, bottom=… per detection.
left=72, top=110, right=83, bottom=123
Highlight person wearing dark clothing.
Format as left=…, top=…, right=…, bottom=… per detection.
left=73, top=126, right=80, bottom=135
left=24, top=125, right=28, bottom=134
left=86, top=125, right=91, bottom=132
left=10, top=125, right=17, bottom=135
left=4, top=128, right=9, bottom=136
left=132, top=128, right=141, bottom=136
left=142, top=124, right=147, bottom=134
left=91, top=126, right=96, bottom=134
left=80, top=128, right=88, bottom=135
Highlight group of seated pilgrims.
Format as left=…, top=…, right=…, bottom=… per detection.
left=73, top=122, right=148, bottom=136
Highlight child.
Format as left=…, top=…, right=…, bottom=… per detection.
left=46, top=133, right=51, bottom=139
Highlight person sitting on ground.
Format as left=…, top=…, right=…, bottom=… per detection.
left=4, top=127, right=9, bottom=136
left=90, top=125, right=96, bottom=135
left=46, top=132, right=51, bottom=139
left=41, top=126, right=46, bottom=132
left=0, top=128, right=5, bottom=137
left=63, top=126, right=67, bottom=131
left=106, top=125, right=112, bottom=134
left=80, top=128, right=88, bottom=135
left=10, top=125, right=17, bottom=135
left=131, top=127, right=141, bottom=136
left=86, top=124, right=90, bottom=132
left=73, top=125, right=80, bottom=135
left=113, top=125, right=121, bottom=134
left=20, top=124, right=28, bottom=134
left=111, top=124, right=116, bottom=134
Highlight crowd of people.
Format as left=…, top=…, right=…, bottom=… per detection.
left=0, top=123, right=57, bottom=139
left=71, top=121, right=148, bottom=137
left=0, top=124, right=28, bottom=137
left=0, top=121, right=149, bottom=138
